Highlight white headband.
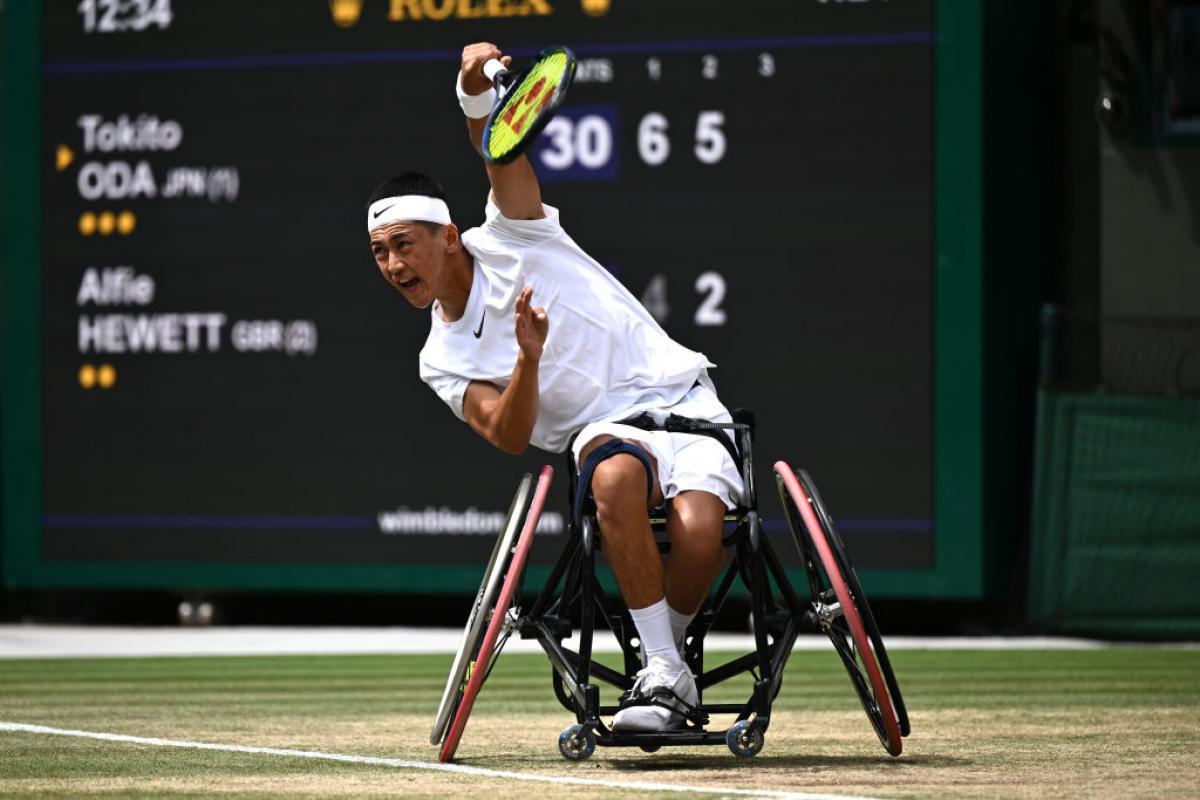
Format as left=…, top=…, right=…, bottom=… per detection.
left=367, top=195, right=452, bottom=232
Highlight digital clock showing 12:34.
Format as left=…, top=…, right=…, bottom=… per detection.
left=76, top=0, right=173, bottom=34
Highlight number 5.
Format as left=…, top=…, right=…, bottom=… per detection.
left=694, top=111, right=726, bottom=164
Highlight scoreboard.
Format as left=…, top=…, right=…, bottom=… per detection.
left=4, top=0, right=993, bottom=599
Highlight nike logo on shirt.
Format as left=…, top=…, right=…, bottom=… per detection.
left=473, top=311, right=485, bottom=338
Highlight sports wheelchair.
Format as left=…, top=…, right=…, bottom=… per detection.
left=431, top=411, right=909, bottom=762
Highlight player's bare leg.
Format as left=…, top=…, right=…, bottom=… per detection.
left=583, top=435, right=701, bottom=731
left=664, top=490, right=726, bottom=615
left=582, top=436, right=665, bottom=610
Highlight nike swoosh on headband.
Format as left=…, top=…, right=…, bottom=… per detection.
left=373, top=204, right=395, bottom=218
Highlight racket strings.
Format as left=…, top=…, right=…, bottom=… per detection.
left=487, top=52, right=570, bottom=159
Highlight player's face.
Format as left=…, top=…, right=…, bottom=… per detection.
left=369, top=221, right=448, bottom=308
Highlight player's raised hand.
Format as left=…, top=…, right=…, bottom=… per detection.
left=461, top=42, right=511, bottom=95
left=514, top=286, right=548, bottom=361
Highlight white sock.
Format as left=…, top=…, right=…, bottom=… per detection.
left=668, top=604, right=696, bottom=653
left=629, top=598, right=682, bottom=667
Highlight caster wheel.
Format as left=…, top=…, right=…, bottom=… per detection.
left=639, top=744, right=661, bottom=753
left=558, top=724, right=596, bottom=761
left=726, top=721, right=764, bottom=758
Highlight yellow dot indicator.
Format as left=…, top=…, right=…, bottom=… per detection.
left=329, top=0, right=363, bottom=27
left=97, top=364, right=117, bottom=389
left=56, top=144, right=76, bottom=172
left=117, top=210, right=136, bottom=235
left=79, top=364, right=97, bottom=389
left=97, top=211, right=116, bottom=236
left=79, top=212, right=97, bottom=236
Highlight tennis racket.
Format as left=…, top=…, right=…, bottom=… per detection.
left=481, top=45, right=577, bottom=165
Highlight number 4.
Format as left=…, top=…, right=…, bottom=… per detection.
left=149, top=0, right=173, bottom=29
left=641, top=274, right=671, bottom=324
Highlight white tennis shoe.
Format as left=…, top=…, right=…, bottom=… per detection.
left=611, top=656, right=698, bottom=732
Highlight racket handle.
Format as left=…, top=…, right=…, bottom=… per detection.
left=483, top=58, right=507, bottom=85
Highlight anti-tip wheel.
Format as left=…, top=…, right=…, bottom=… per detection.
left=726, top=720, right=764, bottom=758
left=558, top=724, right=596, bottom=761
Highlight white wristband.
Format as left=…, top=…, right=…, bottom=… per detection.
left=456, top=70, right=496, bottom=119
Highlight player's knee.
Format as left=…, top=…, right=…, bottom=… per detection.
left=590, top=456, right=647, bottom=524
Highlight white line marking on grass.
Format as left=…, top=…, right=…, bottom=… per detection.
left=0, top=721, right=883, bottom=800
left=6, top=624, right=1184, bottom=659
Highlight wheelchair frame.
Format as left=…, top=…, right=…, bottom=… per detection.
left=516, top=414, right=868, bottom=758
left=434, top=414, right=909, bottom=761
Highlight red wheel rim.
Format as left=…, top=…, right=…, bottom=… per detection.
left=775, top=461, right=903, bottom=756
left=438, top=465, right=554, bottom=762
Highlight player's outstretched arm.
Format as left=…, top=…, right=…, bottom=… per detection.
left=463, top=287, right=548, bottom=454
left=459, top=42, right=545, bottom=221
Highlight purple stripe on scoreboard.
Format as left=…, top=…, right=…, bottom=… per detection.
left=43, top=514, right=373, bottom=530
left=43, top=32, right=934, bottom=75
left=43, top=513, right=929, bottom=533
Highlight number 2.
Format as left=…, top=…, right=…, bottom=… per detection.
left=97, top=0, right=121, bottom=32
left=694, top=272, right=727, bottom=326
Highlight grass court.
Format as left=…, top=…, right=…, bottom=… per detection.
left=2, top=646, right=1198, bottom=798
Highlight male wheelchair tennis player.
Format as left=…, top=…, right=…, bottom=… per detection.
left=430, top=410, right=909, bottom=762
left=363, top=41, right=909, bottom=761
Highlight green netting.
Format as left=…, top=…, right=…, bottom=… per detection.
left=1027, top=391, right=1200, bottom=638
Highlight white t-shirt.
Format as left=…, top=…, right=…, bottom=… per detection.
left=419, top=201, right=714, bottom=453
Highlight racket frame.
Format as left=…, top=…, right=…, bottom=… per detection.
left=481, top=45, right=577, bottom=165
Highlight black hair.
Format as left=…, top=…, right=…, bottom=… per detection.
left=366, top=172, right=448, bottom=208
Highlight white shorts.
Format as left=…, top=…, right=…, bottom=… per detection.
left=570, top=381, right=746, bottom=511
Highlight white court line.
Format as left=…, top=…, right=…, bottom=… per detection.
left=2, top=624, right=1176, bottom=659
left=0, top=721, right=884, bottom=800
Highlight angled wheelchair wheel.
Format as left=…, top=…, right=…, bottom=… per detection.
left=430, top=472, right=533, bottom=749
left=774, top=461, right=907, bottom=757
left=437, top=465, right=554, bottom=763
left=796, top=468, right=910, bottom=739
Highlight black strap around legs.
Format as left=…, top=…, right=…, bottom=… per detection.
left=572, top=439, right=656, bottom=531
left=616, top=412, right=744, bottom=468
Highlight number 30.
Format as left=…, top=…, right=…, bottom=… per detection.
left=538, top=115, right=613, bottom=171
